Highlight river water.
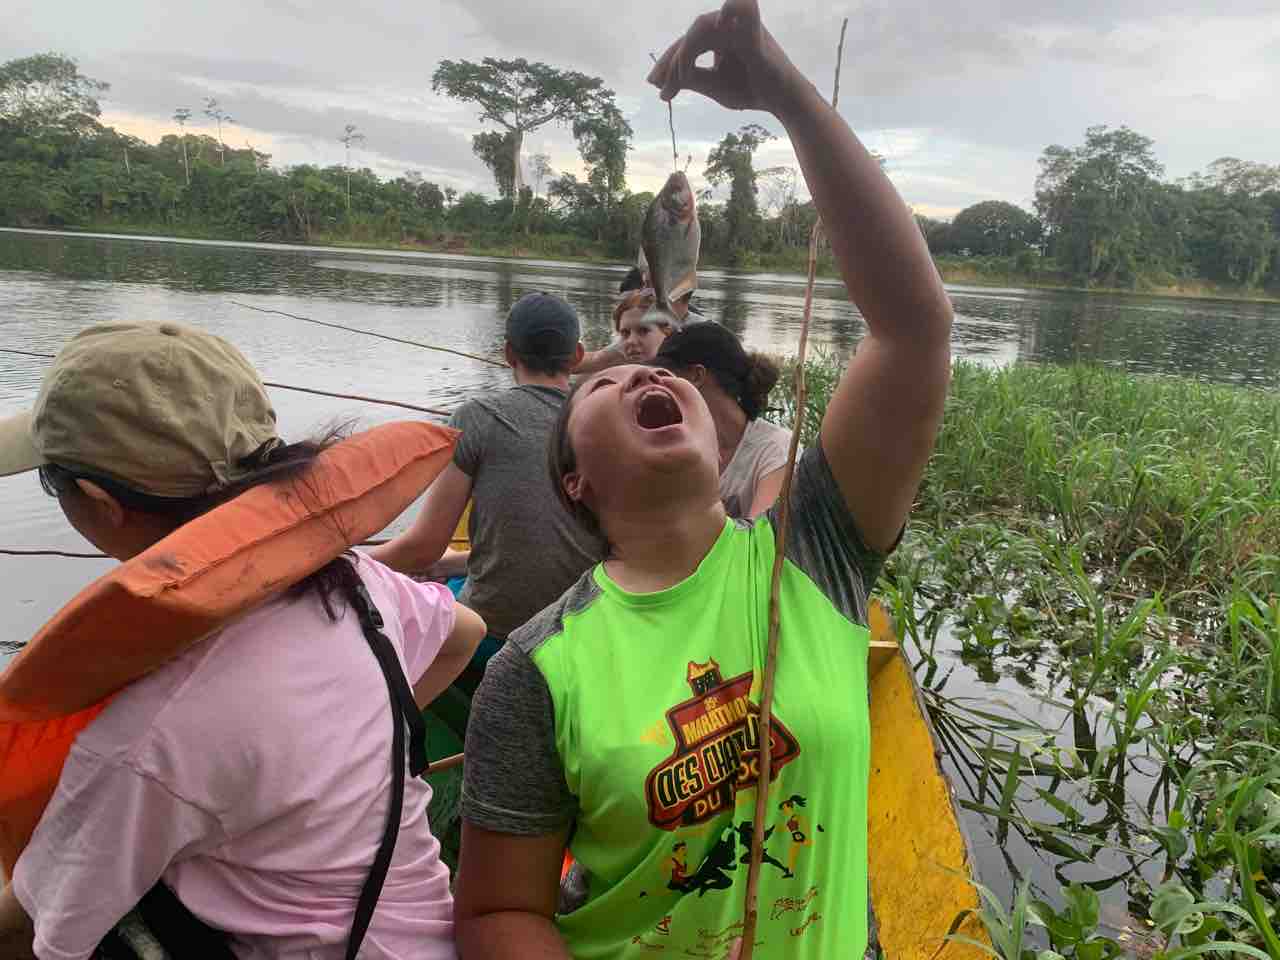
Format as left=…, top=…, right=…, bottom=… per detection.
left=2, top=228, right=1278, bottom=919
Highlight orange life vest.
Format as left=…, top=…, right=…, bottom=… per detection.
left=0, top=420, right=458, bottom=879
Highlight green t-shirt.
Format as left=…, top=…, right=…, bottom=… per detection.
left=462, top=446, right=883, bottom=958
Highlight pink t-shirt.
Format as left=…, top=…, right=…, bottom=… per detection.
left=13, top=555, right=457, bottom=960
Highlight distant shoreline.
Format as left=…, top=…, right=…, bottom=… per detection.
left=4, top=224, right=1278, bottom=306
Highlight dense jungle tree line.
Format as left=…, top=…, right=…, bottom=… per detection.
left=2, top=54, right=1277, bottom=291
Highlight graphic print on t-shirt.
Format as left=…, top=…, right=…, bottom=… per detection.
left=635, top=797, right=828, bottom=953
left=643, top=800, right=826, bottom=898
left=643, top=658, right=801, bottom=830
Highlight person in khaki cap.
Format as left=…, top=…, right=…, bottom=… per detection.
left=0, top=321, right=484, bottom=960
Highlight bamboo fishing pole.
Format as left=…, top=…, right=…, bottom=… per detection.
left=0, top=347, right=454, bottom=418
left=738, top=19, right=848, bottom=959
left=227, top=300, right=506, bottom=368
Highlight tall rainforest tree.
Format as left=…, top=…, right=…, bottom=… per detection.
left=572, top=104, right=633, bottom=240
left=704, top=123, right=774, bottom=261
left=339, top=123, right=365, bottom=213
left=471, top=130, right=519, bottom=198
left=431, top=58, right=623, bottom=198
left=172, top=107, right=191, bottom=184
left=1035, top=125, right=1172, bottom=285
left=0, top=53, right=108, bottom=138
left=203, top=97, right=232, bottom=166
left=529, top=152, right=554, bottom=198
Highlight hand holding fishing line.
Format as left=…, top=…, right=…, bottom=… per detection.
left=648, top=4, right=855, bottom=957
left=646, top=0, right=804, bottom=116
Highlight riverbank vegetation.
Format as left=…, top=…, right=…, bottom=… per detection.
left=771, top=359, right=1280, bottom=956
left=3, top=54, right=1278, bottom=299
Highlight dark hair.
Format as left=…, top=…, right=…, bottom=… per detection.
left=511, top=329, right=576, bottom=376
left=38, top=426, right=362, bottom=622
left=547, top=378, right=605, bottom=543
left=619, top=266, right=646, bottom=293
left=655, top=323, right=780, bottom=420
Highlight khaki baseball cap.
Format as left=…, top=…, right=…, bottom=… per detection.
left=0, top=321, right=280, bottom=497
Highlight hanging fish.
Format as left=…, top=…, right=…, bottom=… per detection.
left=640, top=171, right=700, bottom=327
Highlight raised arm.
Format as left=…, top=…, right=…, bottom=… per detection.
left=573, top=343, right=627, bottom=376
left=650, top=0, right=953, bottom=552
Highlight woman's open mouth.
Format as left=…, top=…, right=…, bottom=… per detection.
left=635, top=388, right=684, bottom=430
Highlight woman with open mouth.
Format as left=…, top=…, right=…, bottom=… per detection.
left=451, top=0, right=955, bottom=957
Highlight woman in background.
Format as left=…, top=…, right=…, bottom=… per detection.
left=656, top=321, right=790, bottom=518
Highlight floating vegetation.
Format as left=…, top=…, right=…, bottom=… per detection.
left=772, top=359, right=1280, bottom=957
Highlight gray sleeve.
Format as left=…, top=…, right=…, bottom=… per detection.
left=448, top=402, right=485, bottom=477
left=768, top=443, right=889, bottom=626
left=462, top=643, right=578, bottom=835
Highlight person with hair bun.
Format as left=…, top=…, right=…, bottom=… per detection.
left=655, top=322, right=791, bottom=518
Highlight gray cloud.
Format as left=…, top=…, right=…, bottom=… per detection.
left=3, top=0, right=1277, bottom=216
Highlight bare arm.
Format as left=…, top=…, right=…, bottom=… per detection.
left=412, top=602, right=486, bottom=709
left=573, top=344, right=627, bottom=376
left=368, top=463, right=473, bottom=574
left=650, top=0, right=953, bottom=552
left=784, top=87, right=951, bottom=551
left=0, top=886, right=35, bottom=960
left=454, top=823, right=571, bottom=959
left=424, top=548, right=469, bottom=580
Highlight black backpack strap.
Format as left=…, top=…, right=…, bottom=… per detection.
left=344, top=580, right=430, bottom=960
left=95, top=575, right=431, bottom=960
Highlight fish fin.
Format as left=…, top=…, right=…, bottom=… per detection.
left=667, top=271, right=697, bottom=303
left=643, top=303, right=683, bottom=331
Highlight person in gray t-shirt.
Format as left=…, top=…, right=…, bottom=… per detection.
left=656, top=321, right=792, bottom=518
left=371, top=292, right=606, bottom=657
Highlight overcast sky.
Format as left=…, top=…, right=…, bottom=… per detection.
left=5, top=0, right=1278, bottom=218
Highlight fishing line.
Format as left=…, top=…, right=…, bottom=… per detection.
left=259, top=383, right=451, bottom=417
left=228, top=301, right=506, bottom=368
left=667, top=103, right=679, bottom=172
left=0, top=347, right=454, bottom=418
left=649, top=52, right=680, bottom=172
left=739, top=18, right=849, bottom=959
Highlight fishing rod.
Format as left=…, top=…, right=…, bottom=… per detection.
left=227, top=300, right=506, bottom=368
left=739, top=19, right=849, bottom=959
left=0, top=347, right=454, bottom=418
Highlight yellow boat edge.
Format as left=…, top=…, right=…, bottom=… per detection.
left=867, top=600, right=988, bottom=958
